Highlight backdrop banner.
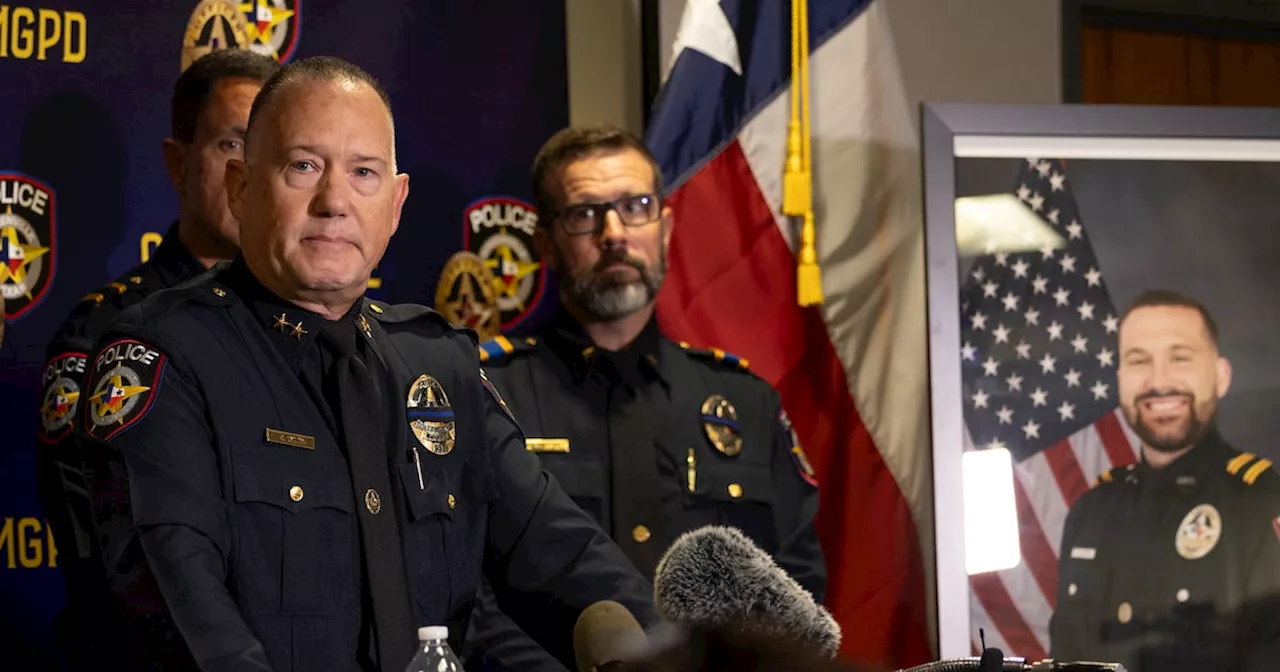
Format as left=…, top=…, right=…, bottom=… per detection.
left=0, top=1, right=565, bottom=665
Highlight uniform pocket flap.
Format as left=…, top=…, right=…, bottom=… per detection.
left=398, top=462, right=459, bottom=523
left=694, top=465, right=774, bottom=504
left=231, top=445, right=353, bottom=514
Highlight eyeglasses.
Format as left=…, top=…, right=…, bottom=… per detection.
left=553, top=194, right=661, bottom=236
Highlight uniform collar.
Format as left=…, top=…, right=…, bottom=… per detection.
left=1136, top=425, right=1232, bottom=488
left=541, top=306, right=667, bottom=386
left=152, top=221, right=208, bottom=287
left=221, top=256, right=366, bottom=368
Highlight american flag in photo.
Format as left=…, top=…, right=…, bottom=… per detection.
left=958, top=158, right=1142, bottom=658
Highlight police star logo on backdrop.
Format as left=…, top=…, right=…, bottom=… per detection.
left=434, top=251, right=501, bottom=341
left=181, top=0, right=301, bottom=72
left=462, top=197, right=545, bottom=331
left=0, top=173, right=57, bottom=322
left=406, top=374, right=456, bottom=456
left=83, top=339, right=168, bottom=440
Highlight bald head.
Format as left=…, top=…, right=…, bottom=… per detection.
left=225, top=55, right=410, bottom=320
left=245, top=56, right=396, bottom=168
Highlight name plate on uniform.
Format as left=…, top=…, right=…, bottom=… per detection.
left=265, top=428, right=316, bottom=450
left=525, top=438, right=570, bottom=453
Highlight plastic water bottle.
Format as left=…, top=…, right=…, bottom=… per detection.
left=403, top=625, right=462, bottom=672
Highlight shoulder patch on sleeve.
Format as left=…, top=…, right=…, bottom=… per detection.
left=478, top=335, right=537, bottom=364
left=81, top=338, right=168, bottom=441
left=678, top=341, right=750, bottom=372
left=779, top=407, right=818, bottom=487
left=39, top=351, right=90, bottom=443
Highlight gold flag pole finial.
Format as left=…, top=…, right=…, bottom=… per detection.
left=782, top=0, right=821, bottom=306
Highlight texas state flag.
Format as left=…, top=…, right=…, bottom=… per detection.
left=646, top=1, right=933, bottom=667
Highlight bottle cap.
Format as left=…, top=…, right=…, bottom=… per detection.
left=419, top=625, right=449, bottom=641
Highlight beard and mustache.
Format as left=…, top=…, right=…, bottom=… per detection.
left=555, top=244, right=666, bottom=321
left=1124, top=387, right=1215, bottom=454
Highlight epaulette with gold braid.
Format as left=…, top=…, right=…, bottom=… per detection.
left=478, top=334, right=538, bottom=364
left=1226, top=452, right=1276, bottom=486
left=79, top=275, right=143, bottom=306
left=677, top=341, right=750, bottom=372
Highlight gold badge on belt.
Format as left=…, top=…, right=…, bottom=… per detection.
left=1175, top=502, right=1222, bottom=560
left=406, top=374, right=456, bottom=456
left=434, top=250, right=501, bottom=342
left=700, top=394, right=742, bottom=457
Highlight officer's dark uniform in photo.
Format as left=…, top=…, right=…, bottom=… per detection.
left=464, top=310, right=825, bottom=670
left=1050, top=432, right=1280, bottom=670
left=77, top=258, right=656, bottom=671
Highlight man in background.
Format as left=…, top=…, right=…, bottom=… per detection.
left=1050, top=289, right=1280, bottom=672
left=467, top=125, right=825, bottom=670
left=35, top=48, right=279, bottom=668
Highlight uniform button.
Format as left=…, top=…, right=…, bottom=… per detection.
left=1176, top=588, right=1190, bottom=603
left=1117, top=601, right=1133, bottom=624
left=1067, top=583, right=1077, bottom=596
left=289, top=485, right=304, bottom=502
left=447, top=494, right=456, bottom=510
left=365, top=488, right=382, bottom=515
left=632, top=525, right=651, bottom=543
left=728, top=483, right=743, bottom=499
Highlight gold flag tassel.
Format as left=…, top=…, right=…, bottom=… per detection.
left=782, top=0, right=821, bottom=306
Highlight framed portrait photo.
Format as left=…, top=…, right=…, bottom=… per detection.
left=923, top=103, right=1280, bottom=665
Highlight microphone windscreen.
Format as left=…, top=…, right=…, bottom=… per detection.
left=573, top=600, right=649, bottom=672
left=653, top=526, right=842, bottom=657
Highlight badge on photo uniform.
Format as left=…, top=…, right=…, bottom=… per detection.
left=434, top=250, right=502, bottom=342
left=1176, top=503, right=1222, bottom=560
left=701, top=394, right=742, bottom=457
left=406, top=374, right=456, bottom=456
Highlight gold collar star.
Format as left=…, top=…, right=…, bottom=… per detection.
left=272, top=312, right=291, bottom=332
left=358, top=314, right=373, bottom=340
left=290, top=321, right=308, bottom=339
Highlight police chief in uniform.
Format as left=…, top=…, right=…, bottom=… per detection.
left=36, top=49, right=279, bottom=669
left=77, top=57, right=655, bottom=672
left=1049, top=290, right=1280, bottom=672
left=465, top=125, right=825, bottom=671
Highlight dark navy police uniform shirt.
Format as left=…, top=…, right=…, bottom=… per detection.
left=1050, top=430, right=1280, bottom=672
left=36, top=222, right=207, bottom=669
left=75, top=259, right=656, bottom=672
left=466, top=309, right=825, bottom=671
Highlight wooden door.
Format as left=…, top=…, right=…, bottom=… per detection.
left=1081, top=24, right=1280, bottom=106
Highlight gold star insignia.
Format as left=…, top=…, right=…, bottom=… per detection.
left=358, top=314, right=373, bottom=339
left=88, top=375, right=151, bottom=423
left=290, top=321, right=308, bottom=339
left=272, top=312, right=291, bottom=332
left=239, top=1, right=295, bottom=55
left=0, top=221, right=50, bottom=297
left=40, top=385, right=80, bottom=424
left=483, top=243, right=540, bottom=310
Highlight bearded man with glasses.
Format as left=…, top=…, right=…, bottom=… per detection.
left=460, top=125, right=827, bottom=672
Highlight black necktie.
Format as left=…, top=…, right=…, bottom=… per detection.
left=597, top=350, right=666, bottom=579
left=318, top=321, right=415, bottom=671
